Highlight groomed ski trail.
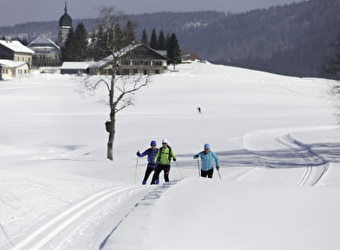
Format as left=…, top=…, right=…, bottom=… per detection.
left=13, top=185, right=145, bottom=250
left=100, top=178, right=184, bottom=250
left=240, top=126, right=330, bottom=185
left=275, top=134, right=329, bottom=186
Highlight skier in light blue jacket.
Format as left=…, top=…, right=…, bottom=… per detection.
left=193, top=143, right=220, bottom=178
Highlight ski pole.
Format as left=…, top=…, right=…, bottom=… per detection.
left=216, top=167, right=222, bottom=180
left=175, top=161, right=185, bottom=178
left=197, top=159, right=201, bottom=177
left=134, top=157, right=139, bottom=184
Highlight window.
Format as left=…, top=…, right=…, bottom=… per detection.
left=153, top=61, right=162, bottom=66
left=122, top=60, right=130, bottom=65
left=122, top=69, right=130, bottom=75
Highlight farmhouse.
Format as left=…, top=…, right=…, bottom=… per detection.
left=89, top=43, right=168, bottom=75
left=0, top=40, right=34, bottom=68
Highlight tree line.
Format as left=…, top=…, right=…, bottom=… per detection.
left=61, top=18, right=181, bottom=66
left=2, top=0, right=340, bottom=78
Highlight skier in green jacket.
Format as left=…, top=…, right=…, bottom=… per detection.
left=151, top=139, right=177, bottom=184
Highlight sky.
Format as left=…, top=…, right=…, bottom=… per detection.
left=0, top=0, right=302, bottom=27
left=1, top=61, right=340, bottom=249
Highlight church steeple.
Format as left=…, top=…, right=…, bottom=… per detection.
left=58, top=2, right=72, bottom=47
left=59, top=2, right=72, bottom=27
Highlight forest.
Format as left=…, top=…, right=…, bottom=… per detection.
left=0, top=0, right=339, bottom=77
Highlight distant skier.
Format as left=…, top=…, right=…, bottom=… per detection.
left=193, top=143, right=220, bottom=178
left=151, top=139, right=177, bottom=184
left=136, top=140, right=158, bottom=185
left=197, top=106, right=202, bottom=114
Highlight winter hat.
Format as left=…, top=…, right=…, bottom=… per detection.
left=204, top=143, right=210, bottom=149
left=162, top=139, right=168, bottom=144
left=150, top=140, right=156, bottom=146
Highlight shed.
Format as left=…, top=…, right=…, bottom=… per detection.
left=60, top=62, right=92, bottom=75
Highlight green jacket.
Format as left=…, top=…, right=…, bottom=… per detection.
left=154, top=146, right=176, bottom=165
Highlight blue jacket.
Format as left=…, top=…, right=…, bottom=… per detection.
left=139, top=148, right=158, bottom=167
left=193, top=151, right=220, bottom=171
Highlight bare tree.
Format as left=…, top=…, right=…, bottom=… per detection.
left=87, top=7, right=150, bottom=160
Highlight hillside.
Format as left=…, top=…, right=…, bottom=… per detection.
left=0, top=0, right=339, bottom=77
left=1, top=62, right=339, bottom=249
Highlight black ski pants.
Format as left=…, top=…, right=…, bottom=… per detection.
left=201, top=169, right=214, bottom=178
left=151, top=164, right=170, bottom=184
left=143, top=164, right=156, bottom=183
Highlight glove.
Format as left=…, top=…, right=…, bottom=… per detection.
left=136, top=151, right=140, bottom=156
left=216, top=166, right=220, bottom=170
left=194, top=154, right=199, bottom=159
left=173, top=158, right=177, bottom=161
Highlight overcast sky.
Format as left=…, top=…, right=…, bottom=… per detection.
left=0, top=0, right=303, bottom=27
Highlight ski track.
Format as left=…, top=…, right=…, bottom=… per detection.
left=13, top=185, right=137, bottom=250
left=275, top=133, right=329, bottom=186
left=99, top=178, right=184, bottom=250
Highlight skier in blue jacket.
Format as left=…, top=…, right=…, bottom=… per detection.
left=193, top=143, right=220, bottom=178
left=137, top=140, right=158, bottom=185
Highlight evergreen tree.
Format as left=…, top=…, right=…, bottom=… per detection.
left=141, top=29, right=148, bottom=45
left=123, top=20, right=136, bottom=47
left=114, top=23, right=124, bottom=50
left=74, top=22, right=88, bottom=61
left=92, top=26, right=107, bottom=60
left=61, top=28, right=75, bottom=61
left=157, top=30, right=166, bottom=50
left=149, top=29, right=158, bottom=49
left=167, top=33, right=181, bottom=68
left=61, top=23, right=88, bottom=61
left=324, top=32, right=340, bottom=80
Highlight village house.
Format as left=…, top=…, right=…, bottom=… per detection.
left=182, top=53, right=201, bottom=63
left=0, top=40, right=34, bottom=68
left=28, top=35, right=61, bottom=67
left=0, top=59, right=30, bottom=80
left=61, top=43, right=168, bottom=75
left=89, top=43, right=168, bottom=75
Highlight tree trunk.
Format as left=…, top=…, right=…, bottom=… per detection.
left=107, top=114, right=115, bottom=160
left=107, top=72, right=116, bottom=160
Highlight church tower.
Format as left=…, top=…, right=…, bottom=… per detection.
left=58, top=3, right=72, bottom=47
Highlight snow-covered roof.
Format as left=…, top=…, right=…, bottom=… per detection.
left=89, top=43, right=167, bottom=69
left=0, top=40, right=35, bottom=54
left=60, top=62, right=93, bottom=70
left=28, top=35, right=60, bottom=50
left=89, top=44, right=142, bottom=69
left=0, top=59, right=28, bottom=68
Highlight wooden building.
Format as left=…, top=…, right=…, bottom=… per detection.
left=89, top=43, right=168, bottom=75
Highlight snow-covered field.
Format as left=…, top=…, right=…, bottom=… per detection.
left=1, top=62, right=340, bottom=250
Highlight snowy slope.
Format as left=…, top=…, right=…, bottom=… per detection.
left=1, top=63, right=340, bottom=250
